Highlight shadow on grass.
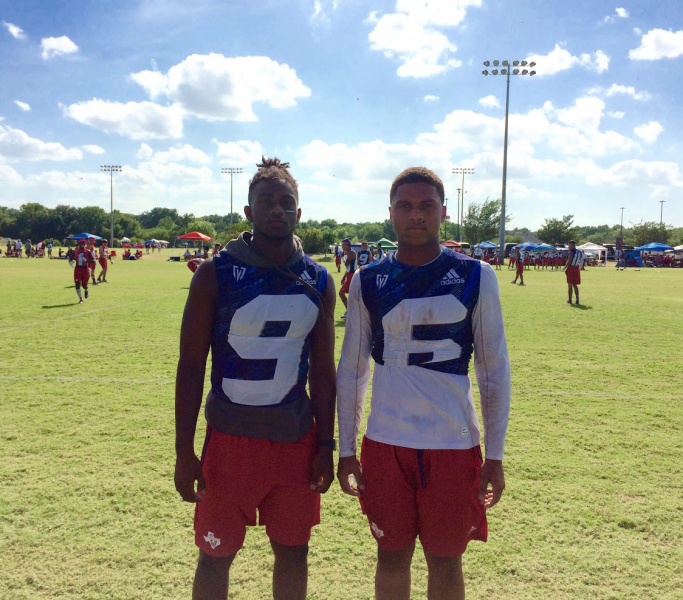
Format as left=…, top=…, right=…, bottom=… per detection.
left=571, top=303, right=593, bottom=310
left=42, top=303, right=78, bottom=309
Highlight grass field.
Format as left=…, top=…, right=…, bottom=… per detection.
left=1, top=250, right=682, bottom=600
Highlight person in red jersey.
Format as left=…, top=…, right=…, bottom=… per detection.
left=338, top=239, right=356, bottom=319
left=88, top=238, right=98, bottom=286
left=97, top=239, right=109, bottom=282
left=73, top=239, right=92, bottom=303
left=564, top=240, right=583, bottom=305
left=511, top=247, right=525, bottom=285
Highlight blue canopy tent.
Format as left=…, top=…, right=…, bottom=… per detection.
left=633, top=242, right=674, bottom=252
left=478, top=241, right=499, bottom=249
left=531, top=243, right=555, bottom=252
left=513, top=242, right=538, bottom=250
left=66, top=233, right=103, bottom=240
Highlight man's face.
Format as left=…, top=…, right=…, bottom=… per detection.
left=362, top=243, right=368, bottom=251
left=342, top=242, right=350, bottom=252
left=245, top=179, right=300, bottom=240
left=389, top=182, right=445, bottom=247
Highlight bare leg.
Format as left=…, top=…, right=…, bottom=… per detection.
left=567, top=283, right=573, bottom=303
left=271, top=540, right=308, bottom=600
left=192, top=550, right=235, bottom=600
left=376, top=542, right=415, bottom=600
left=424, top=551, right=464, bottom=600
left=573, top=284, right=580, bottom=303
left=339, top=291, right=348, bottom=309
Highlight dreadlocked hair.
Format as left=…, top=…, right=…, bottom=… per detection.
left=390, top=167, right=445, bottom=204
left=248, top=156, right=298, bottom=199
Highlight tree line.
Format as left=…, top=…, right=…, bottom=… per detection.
left=1, top=200, right=681, bottom=254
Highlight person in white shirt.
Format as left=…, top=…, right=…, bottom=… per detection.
left=336, top=167, right=511, bottom=600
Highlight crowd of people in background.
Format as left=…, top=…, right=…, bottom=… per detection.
left=2, top=238, right=56, bottom=259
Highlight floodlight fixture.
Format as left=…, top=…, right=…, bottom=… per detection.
left=482, top=70, right=489, bottom=75
left=493, top=60, right=499, bottom=66
left=522, top=69, right=528, bottom=75
left=502, top=60, right=509, bottom=66
left=501, top=69, right=507, bottom=75
left=529, top=61, right=536, bottom=67
left=513, top=68, right=520, bottom=75
left=521, top=60, right=528, bottom=66
left=483, top=60, right=490, bottom=67
left=530, top=70, right=536, bottom=76
left=513, top=60, right=520, bottom=66
left=492, top=69, right=498, bottom=75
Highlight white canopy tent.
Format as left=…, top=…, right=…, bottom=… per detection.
left=577, top=242, right=608, bottom=266
left=119, top=237, right=131, bottom=243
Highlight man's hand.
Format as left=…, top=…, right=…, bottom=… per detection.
left=174, top=450, right=206, bottom=503
left=478, top=459, right=505, bottom=509
left=309, top=448, right=335, bottom=493
left=337, top=455, right=365, bottom=497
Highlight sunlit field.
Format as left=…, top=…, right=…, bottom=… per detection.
left=1, top=251, right=682, bottom=600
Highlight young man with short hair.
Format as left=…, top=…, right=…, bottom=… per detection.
left=565, top=240, right=583, bottom=305
left=175, top=157, right=337, bottom=600
left=511, top=247, right=524, bottom=285
left=357, top=241, right=372, bottom=267
left=338, top=239, right=356, bottom=319
left=337, top=167, right=510, bottom=600
left=73, top=239, right=93, bottom=304
left=88, top=238, right=98, bottom=286
left=97, top=239, right=109, bottom=282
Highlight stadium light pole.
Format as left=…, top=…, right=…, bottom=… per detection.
left=659, top=200, right=665, bottom=225
left=456, top=188, right=462, bottom=241
left=482, top=58, right=537, bottom=251
left=101, top=165, right=121, bottom=245
left=452, top=168, right=474, bottom=241
left=620, top=207, right=625, bottom=239
left=221, top=167, right=243, bottom=227
left=443, top=197, right=448, bottom=241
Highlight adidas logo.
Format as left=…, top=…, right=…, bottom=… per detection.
left=440, top=268, right=465, bottom=286
left=296, top=270, right=315, bottom=285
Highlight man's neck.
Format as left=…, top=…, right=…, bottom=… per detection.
left=251, top=231, right=297, bottom=265
left=395, top=240, right=442, bottom=266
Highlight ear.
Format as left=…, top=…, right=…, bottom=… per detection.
left=296, top=207, right=302, bottom=224
left=244, top=205, right=253, bottom=223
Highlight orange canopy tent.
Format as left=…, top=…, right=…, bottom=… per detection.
left=177, top=231, right=213, bottom=241
left=441, top=240, right=462, bottom=249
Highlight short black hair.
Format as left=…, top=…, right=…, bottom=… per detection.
left=248, top=156, right=298, bottom=202
left=390, top=167, right=445, bottom=203
left=568, top=240, right=576, bottom=245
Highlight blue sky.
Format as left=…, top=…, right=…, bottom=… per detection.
left=1, top=0, right=682, bottom=230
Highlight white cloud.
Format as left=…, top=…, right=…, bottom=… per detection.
left=633, top=121, right=663, bottom=144
left=64, top=99, right=184, bottom=140
left=0, top=125, right=83, bottom=161
left=130, top=54, right=311, bottom=122
left=82, top=144, right=104, bottom=154
left=577, top=157, right=682, bottom=190
left=527, top=44, right=610, bottom=76
left=146, top=144, right=211, bottom=164
left=478, top=95, right=500, bottom=108
left=607, top=111, right=625, bottom=119
left=214, top=140, right=264, bottom=166
left=606, top=84, right=651, bottom=101
left=0, top=165, right=22, bottom=183
left=367, top=1, right=481, bottom=78
left=136, top=144, right=154, bottom=160
left=602, top=7, right=629, bottom=23
left=3, top=21, right=26, bottom=40
left=14, top=100, right=30, bottom=112
left=556, top=96, right=605, bottom=132
left=423, top=94, right=439, bottom=103
left=629, top=29, right=683, bottom=60
left=311, top=0, right=330, bottom=27
left=40, top=36, right=78, bottom=60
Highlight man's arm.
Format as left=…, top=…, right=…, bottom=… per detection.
left=345, top=250, right=356, bottom=266
left=472, top=262, right=511, bottom=509
left=307, top=272, right=337, bottom=494
left=336, top=272, right=374, bottom=496
left=174, top=259, right=217, bottom=503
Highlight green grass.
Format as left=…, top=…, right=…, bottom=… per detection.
left=1, top=252, right=682, bottom=599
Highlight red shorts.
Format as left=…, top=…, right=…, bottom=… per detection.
left=542, top=259, right=549, bottom=266
left=335, top=256, right=342, bottom=266
left=194, top=425, right=320, bottom=557
left=516, top=262, right=524, bottom=275
left=535, top=258, right=541, bottom=266
left=566, top=265, right=581, bottom=285
left=74, top=267, right=90, bottom=286
left=359, top=438, right=487, bottom=557
left=88, top=262, right=96, bottom=271
left=340, top=273, right=352, bottom=294
left=98, top=257, right=107, bottom=269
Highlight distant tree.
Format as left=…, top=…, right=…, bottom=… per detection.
left=76, top=206, right=109, bottom=236
left=223, top=220, right=252, bottom=243
left=0, top=206, right=17, bottom=238
left=114, top=212, right=143, bottom=240
left=462, top=198, right=506, bottom=244
left=629, top=220, right=672, bottom=247
left=320, top=218, right=338, bottom=229
left=358, top=223, right=384, bottom=242
left=381, top=219, right=396, bottom=242
left=505, top=234, right=523, bottom=244
left=299, top=228, right=326, bottom=254
left=138, top=207, right=179, bottom=229
left=13, top=203, right=52, bottom=240
left=536, top=215, right=580, bottom=245
left=186, top=219, right=217, bottom=241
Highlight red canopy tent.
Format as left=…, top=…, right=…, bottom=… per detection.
left=441, top=240, right=462, bottom=250
left=177, top=232, right=213, bottom=241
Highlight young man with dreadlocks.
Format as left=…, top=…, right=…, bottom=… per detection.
left=336, top=167, right=511, bottom=600
left=175, top=157, right=337, bottom=600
